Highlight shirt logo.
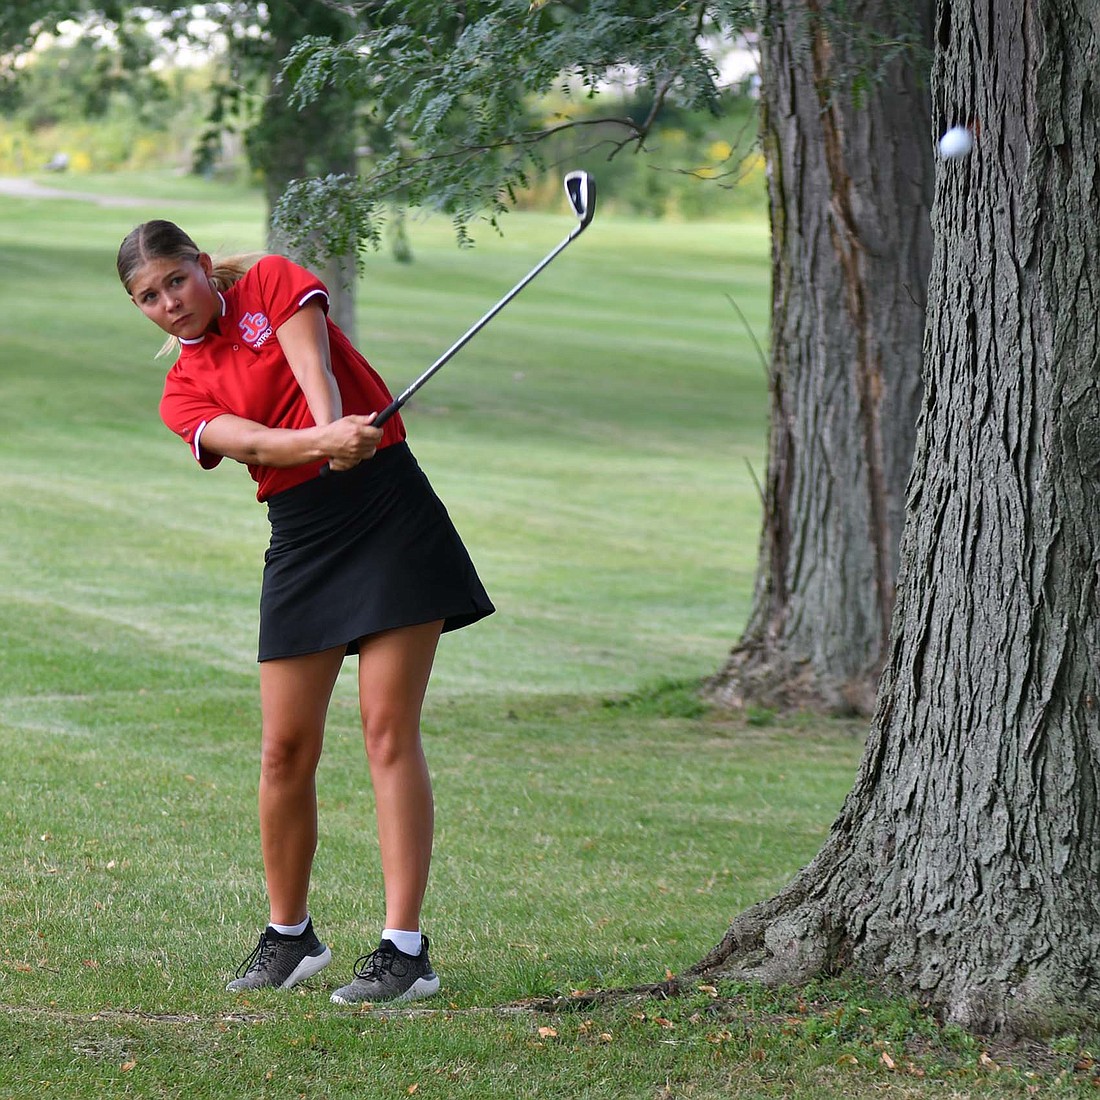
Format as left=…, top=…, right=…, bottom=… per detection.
left=240, top=311, right=273, bottom=347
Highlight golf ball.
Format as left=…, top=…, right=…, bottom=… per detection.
left=938, top=126, right=974, bottom=159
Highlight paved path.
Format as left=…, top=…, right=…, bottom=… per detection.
left=0, top=177, right=149, bottom=207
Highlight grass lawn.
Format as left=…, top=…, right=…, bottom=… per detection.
left=1, top=172, right=1095, bottom=1098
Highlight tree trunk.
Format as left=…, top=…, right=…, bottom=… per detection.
left=254, top=2, right=360, bottom=341
left=695, top=0, right=1100, bottom=1036
left=706, top=0, right=934, bottom=715
left=262, top=129, right=359, bottom=344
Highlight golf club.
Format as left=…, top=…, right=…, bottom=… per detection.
left=321, top=170, right=596, bottom=474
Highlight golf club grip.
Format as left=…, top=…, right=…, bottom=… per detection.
left=372, top=397, right=402, bottom=428
left=318, top=398, right=403, bottom=477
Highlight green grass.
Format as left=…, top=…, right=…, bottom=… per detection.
left=2, top=171, right=1096, bottom=1098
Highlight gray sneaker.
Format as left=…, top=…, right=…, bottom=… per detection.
left=226, top=921, right=332, bottom=991
left=330, top=936, right=440, bottom=1005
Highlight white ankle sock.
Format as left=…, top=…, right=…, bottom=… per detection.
left=270, top=916, right=311, bottom=937
left=382, top=928, right=422, bottom=955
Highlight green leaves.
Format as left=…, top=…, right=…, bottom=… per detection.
left=271, top=173, right=384, bottom=273
left=272, top=1, right=759, bottom=258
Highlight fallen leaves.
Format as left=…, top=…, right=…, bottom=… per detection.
left=874, top=1048, right=926, bottom=1078
left=535, top=1021, right=611, bottom=1045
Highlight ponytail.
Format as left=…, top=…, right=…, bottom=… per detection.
left=209, top=254, right=264, bottom=294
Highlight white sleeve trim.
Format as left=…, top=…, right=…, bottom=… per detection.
left=193, top=419, right=208, bottom=463
left=299, top=288, right=329, bottom=310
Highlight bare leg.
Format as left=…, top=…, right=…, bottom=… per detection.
left=358, top=620, right=443, bottom=931
left=258, top=645, right=345, bottom=926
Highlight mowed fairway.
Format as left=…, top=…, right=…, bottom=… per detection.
left=0, top=177, right=886, bottom=1098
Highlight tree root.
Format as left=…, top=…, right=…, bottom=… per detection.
left=508, top=979, right=685, bottom=1013
left=704, top=639, right=880, bottom=717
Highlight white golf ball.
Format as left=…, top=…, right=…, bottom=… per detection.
left=938, top=126, right=974, bottom=159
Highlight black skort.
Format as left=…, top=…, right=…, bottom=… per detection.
left=258, top=442, right=494, bottom=661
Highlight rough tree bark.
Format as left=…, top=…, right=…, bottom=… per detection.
left=694, top=0, right=1100, bottom=1036
left=706, top=0, right=935, bottom=715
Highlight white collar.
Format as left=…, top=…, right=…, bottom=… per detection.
left=178, top=292, right=227, bottom=345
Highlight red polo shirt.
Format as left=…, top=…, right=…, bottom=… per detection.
left=159, top=254, right=405, bottom=501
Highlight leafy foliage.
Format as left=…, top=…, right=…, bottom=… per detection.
left=0, top=1, right=137, bottom=110
left=273, top=0, right=926, bottom=265
left=0, top=0, right=118, bottom=54
left=273, top=0, right=758, bottom=263
left=10, top=32, right=170, bottom=127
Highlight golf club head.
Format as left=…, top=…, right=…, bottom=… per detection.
left=564, top=170, right=596, bottom=230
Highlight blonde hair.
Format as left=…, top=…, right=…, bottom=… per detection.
left=116, top=220, right=263, bottom=357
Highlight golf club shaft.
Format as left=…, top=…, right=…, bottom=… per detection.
left=370, top=227, right=582, bottom=428
left=318, top=171, right=594, bottom=474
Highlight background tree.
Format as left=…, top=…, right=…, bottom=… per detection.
left=705, top=0, right=935, bottom=714
left=1, top=1, right=163, bottom=125
left=8, top=29, right=167, bottom=127
left=0, top=0, right=101, bottom=68
left=692, top=0, right=1100, bottom=1035
left=196, top=0, right=365, bottom=336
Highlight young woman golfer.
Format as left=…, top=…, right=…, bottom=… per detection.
left=117, top=220, right=494, bottom=1004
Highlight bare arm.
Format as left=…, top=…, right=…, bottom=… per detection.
left=275, top=301, right=343, bottom=426
left=198, top=413, right=381, bottom=469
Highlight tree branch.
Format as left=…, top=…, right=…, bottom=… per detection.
left=632, top=1, right=711, bottom=146
left=360, top=114, right=645, bottom=192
